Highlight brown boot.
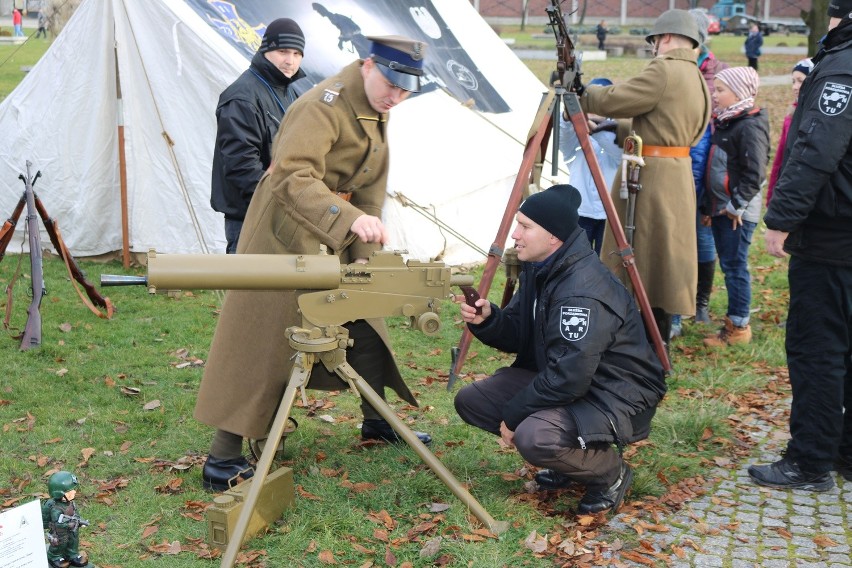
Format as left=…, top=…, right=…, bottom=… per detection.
left=703, top=316, right=751, bottom=347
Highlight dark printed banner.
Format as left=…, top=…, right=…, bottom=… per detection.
left=184, top=0, right=510, bottom=113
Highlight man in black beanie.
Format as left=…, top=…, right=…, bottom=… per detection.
left=749, top=0, right=852, bottom=491
left=210, top=18, right=311, bottom=254
left=453, top=184, right=666, bottom=515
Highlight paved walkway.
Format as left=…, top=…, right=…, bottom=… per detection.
left=608, top=398, right=852, bottom=567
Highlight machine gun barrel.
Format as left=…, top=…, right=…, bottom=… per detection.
left=101, top=250, right=474, bottom=333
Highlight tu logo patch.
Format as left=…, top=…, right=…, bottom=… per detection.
left=560, top=306, right=590, bottom=341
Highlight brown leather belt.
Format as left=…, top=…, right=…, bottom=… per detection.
left=642, top=145, right=691, bottom=158
left=335, top=191, right=352, bottom=202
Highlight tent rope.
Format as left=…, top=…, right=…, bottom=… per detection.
left=392, top=192, right=489, bottom=259
left=117, top=0, right=212, bottom=255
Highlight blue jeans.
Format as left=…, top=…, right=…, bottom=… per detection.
left=710, top=217, right=756, bottom=326
left=696, top=211, right=716, bottom=263
left=224, top=218, right=243, bottom=254
left=578, top=216, right=606, bottom=256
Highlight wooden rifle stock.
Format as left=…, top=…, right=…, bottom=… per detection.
left=19, top=162, right=44, bottom=350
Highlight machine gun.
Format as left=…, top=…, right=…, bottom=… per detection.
left=57, top=513, right=89, bottom=529
left=103, top=250, right=506, bottom=567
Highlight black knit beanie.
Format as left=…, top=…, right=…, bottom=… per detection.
left=828, top=0, right=852, bottom=17
left=260, top=18, right=305, bottom=54
left=518, top=184, right=582, bottom=241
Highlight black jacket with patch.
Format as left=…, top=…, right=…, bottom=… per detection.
left=763, top=19, right=852, bottom=266
left=468, top=229, right=666, bottom=445
left=210, top=52, right=311, bottom=221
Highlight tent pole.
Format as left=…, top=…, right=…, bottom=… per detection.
left=115, top=44, right=131, bottom=268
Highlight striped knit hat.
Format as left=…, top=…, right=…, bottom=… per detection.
left=715, top=66, right=760, bottom=101
left=260, top=18, right=305, bottom=55
left=793, top=58, right=814, bottom=76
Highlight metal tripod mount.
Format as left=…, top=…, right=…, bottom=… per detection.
left=448, top=54, right=671, bottom=386
left=100, top=250, right=511, bottom=568
left=220, top=323, right=509, bottom=568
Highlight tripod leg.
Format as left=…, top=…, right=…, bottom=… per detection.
left=448, top=89, right=558, bottom=388
left=336, top=361, right=509, bottom=535
left=219, top=354, right=313, bottom=568
left=562, top=91, right=671, bottom=372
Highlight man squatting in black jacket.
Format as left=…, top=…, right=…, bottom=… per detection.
left=748, top=0, right=852, bottom=490
left=454, top=185, right=667, bottom=514
left=210, top=18, right=311, bottom=253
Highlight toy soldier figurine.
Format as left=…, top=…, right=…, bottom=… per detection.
left=42, top=471, right=91, bottom=568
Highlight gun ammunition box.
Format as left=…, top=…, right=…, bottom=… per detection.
left=206, top=466, right=294, bottom=546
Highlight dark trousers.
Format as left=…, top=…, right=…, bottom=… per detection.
left=747, top=57, right=759, bottom=70
left=224, top=218, right=243, bottom=254
left=454, top=367, right=621, bottom=489
left=579, top=216, right=606, bottom=256
left=785, top=257, right=852, bottom=473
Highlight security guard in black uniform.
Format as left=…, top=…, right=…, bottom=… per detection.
left=749, top=0, right=852, bottom=490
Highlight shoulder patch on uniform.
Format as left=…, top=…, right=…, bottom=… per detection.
left=560, top=307, right=590, bottom=341
left=819, top=82, right=851, bottom=116
left=321, top=88, right=339, bottom=106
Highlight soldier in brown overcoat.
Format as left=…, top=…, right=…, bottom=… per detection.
left=579, top=9, right=711, bottom=344
left=195, top=36, right=432, bottom=491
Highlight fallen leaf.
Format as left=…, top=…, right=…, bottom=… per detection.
left=813, top=535, right=839, bottom=548
left=143, top=400, right=161, bottom=411
left=59, top=322, right=72, bottom=332
left=523, top=530, right=547, bottom=554
left=419, top=536, right=442, bottom=558
left=142, top=526, right=158, bottom=539
left=318, top=550, right=337, bottom=564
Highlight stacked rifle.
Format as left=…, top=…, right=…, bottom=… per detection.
left=0, top=161, right=114, bottom=350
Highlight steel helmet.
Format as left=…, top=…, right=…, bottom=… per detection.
left=645, top=9, right=701, bottom=48
left=48, top=471, right=78, bottom=500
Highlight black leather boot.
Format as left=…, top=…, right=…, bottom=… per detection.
left=695, top=261, right=715, bottom=323
left=202, top=455, right=255, bottom=492
left=361, top=418, right=432, bottom=446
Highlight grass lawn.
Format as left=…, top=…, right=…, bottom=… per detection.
left=1, top=20, right=801, bottom=568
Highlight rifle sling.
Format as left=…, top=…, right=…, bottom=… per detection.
left=51, top=222, right=114, bottom=319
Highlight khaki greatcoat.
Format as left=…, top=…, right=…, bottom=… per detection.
left=194, top=61, right=416, bottom=439
left=581, top=48, right=711, bottom=316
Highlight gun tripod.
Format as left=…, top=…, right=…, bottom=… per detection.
left=220, top=324, right=509, bottom=568
left=448, top=81, right=671, bottom=387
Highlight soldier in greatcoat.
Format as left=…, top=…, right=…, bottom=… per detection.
left=195, top=36, right=431, bottom=491
left=578, top=9, right=712, bottom=344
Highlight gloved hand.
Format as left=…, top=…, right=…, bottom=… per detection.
left=572, top=72, right=585, bottom=96
left=591, top=118, right=617, bottom=134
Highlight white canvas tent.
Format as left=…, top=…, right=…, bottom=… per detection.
left=0, top=0, right=555, bottom=265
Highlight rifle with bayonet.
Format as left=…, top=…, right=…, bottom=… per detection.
left=19, top=161, right=45, bottom=350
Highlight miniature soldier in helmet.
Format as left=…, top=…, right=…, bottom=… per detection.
left=42, top=471, right=91, bottom=568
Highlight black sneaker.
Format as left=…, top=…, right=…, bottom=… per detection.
left=534, top=469, right=575, bottom=490
left=748, top=457, right=834, bottom=491
left=202, top=455, right=255, bottom=492
left=361, top=418, right=432, bottom=446
left=835, top=456, right=852, bottom=482
left=578, top=462, right=632, bottom=515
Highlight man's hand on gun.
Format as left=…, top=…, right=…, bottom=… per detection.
left=454, top=294, right=491, bottom=325
left=350, top=214, right=388, bottom=244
